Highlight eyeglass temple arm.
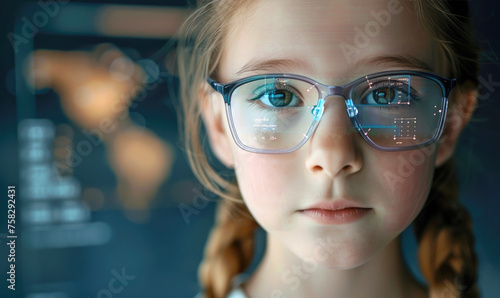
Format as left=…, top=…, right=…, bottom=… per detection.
left=447, top=78, right=457, bottom=94
left=207, top=78, right=224, bottom=93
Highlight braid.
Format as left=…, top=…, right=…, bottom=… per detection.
left=412, top=0, right=481, bottom=295
left=199, top=188, right=259, bottom=298
left=414, top=159, right=479, bottom=297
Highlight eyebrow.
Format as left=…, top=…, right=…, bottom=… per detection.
left=345, top=55, right=435, bottom=75
left=235, top=58, right=308, bottom=77
left=234, top=55, right=435, bottom=80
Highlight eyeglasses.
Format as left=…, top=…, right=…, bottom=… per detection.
left=208, top=70, right=456, bottom=154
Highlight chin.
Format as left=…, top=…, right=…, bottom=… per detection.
left=284, top=233, right=379, bottom=271
left=317, top=253, right=373, bottom=270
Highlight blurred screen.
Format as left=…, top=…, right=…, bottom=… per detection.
left=3, top=1, right=220, bottom=297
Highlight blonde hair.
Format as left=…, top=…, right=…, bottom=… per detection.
left=175, top=1, right=481, bottom=297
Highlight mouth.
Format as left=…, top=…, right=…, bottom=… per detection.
left=299, top=200, right=372, bottom=225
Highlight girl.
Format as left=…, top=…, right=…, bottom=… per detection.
left=176, top=0, right=481, bottom=297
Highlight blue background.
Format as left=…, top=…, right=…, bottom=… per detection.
left=0, top=0, right=498, bottom=297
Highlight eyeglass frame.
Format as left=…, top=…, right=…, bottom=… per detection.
left=207, top=70, right=457, bottom=154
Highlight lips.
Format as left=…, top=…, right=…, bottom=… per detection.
left=299, top=200, right=372, bottom=225
left=302, top=200, right=366, bottom=211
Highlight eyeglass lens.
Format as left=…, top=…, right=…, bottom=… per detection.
left=228, top=75, right=445, bottom=151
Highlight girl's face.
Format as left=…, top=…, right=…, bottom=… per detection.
left=210, top=0, right=449, bottom=269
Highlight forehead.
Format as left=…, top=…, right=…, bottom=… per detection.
left=219, top=0, right=442, bottom=83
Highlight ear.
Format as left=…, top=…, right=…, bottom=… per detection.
left=200, top=82, right=235, bottom=168
left=435, top=80, right=477, bottom=167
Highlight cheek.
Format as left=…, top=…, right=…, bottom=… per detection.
left=375, top=147, right=437, bottom=232
left=232, top=151, right=303, bottom=230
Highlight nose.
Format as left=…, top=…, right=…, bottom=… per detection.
left=305, top=96, right=363, bottom=177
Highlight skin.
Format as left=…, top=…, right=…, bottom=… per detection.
left=201, top=0, right=476, bottom=297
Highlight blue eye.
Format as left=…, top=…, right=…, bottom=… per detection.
left=367, top=87, right=396, bottom=104
left=250, top=84, right=303, bottom=108
left=361, top=83, right=422, bottom=105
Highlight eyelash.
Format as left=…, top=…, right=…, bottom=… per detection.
left=360, top=82, right=422, bottom=110
left=246, top=100, right=298, bottom=115
left=241, top=80, right=424, bottom=114
left=247, top=83, right=303, bottom=111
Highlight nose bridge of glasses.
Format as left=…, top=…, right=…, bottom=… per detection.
left=327, top=85, right=345, bottom=98
left=311, top=99, right=358, bottom=132
left=317, top=85, right=358, bottom=118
